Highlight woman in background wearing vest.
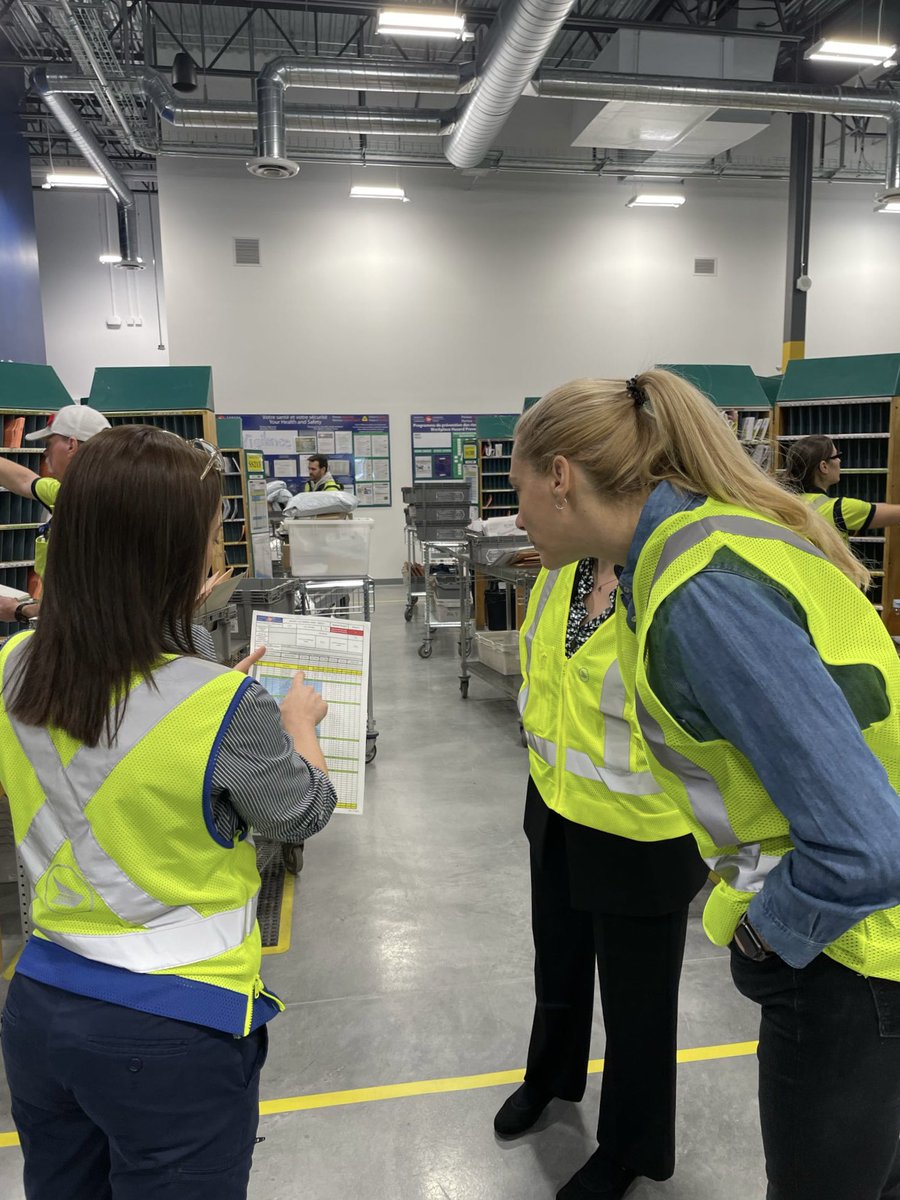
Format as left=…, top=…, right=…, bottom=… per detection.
left=783, top=433, right=900, bottom=539
left=0, top=426, right=337, bottom=1200
left=512, top=372, right=900, bottom=1200
left=493, top=557, right=706, bottom=1200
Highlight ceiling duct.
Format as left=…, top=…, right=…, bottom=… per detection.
left=532, top=70, right=900, bottom=200
left=444, top=0, right=576, bottom=169
left=570, top=30, right=777, bottom=156
left=31, top=68, right=143, bottom=269
left=251, top=57, right=469, bottom=178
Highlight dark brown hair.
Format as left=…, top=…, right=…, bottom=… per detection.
left=308, top=454, right=328, bottom=470
left=782, top=435, right=835, bottom=492
left=8, top=425, right=221, bottom=746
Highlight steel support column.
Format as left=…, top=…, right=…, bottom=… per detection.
left=782, top=112, right=813, bottom=372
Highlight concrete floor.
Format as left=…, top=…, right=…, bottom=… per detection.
left=0, top=586, right=768, bottom=1199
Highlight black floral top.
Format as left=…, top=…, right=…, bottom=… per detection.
left=565, top=558, right=617, bottom=658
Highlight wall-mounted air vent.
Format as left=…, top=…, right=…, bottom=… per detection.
left=694, top=257, right=717, bottom=276
left=234, top=237, right=261, bottom=265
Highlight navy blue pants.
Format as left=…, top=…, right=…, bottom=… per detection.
left=1, top=974, right=267, bottom=1200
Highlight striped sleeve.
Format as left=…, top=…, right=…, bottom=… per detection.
left=210, top=680, right=337, bottom=843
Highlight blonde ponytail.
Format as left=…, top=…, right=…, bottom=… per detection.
left=515, top=370, right=869, bottom=589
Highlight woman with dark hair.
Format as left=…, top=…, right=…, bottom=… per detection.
left=0, top=425, right=337, bottom=1200
left=783, top=434, right=900, bottom=538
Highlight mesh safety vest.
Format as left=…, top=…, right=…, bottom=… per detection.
left=802, top=491, right=873, bottom=541
left=621, top=496, right=900, bottom=980
left=518, top=565, right=692, bottom=840
left=0, top=633, right=277, bottom=1034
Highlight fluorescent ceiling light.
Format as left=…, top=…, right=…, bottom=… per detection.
left=376, top=8, right=469, bottom=39
left=349, top=184, right=410, bottom=201
left=626, top=193, right=686, bottom=208
left=43, top=170, right=108, bottom=189
left=99, top=253, right=122, bottom=263
left=875, top=198, right=900, bottom=213
left=805, top=38, right=897, bottom=66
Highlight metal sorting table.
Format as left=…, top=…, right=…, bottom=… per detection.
left=457, top=532, right=539, bottom=704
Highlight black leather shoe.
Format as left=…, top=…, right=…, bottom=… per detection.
left=493, top=1082, right=553, bottom=1137
left=556, top=1150, right=638, bottom=1199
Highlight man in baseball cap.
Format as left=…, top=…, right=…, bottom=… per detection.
left=0, top=403, right=110, bottom=624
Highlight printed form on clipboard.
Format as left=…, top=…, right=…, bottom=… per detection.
left=250, top=611, right=371, bottom=815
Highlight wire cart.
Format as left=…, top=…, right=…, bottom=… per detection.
left=403, top=520, right=426, bottom=623
left=415, top=539, right=468, bottom=660
left=457, top=533, right=538, bottom=722
left=294, top=575, right=379, bottom=763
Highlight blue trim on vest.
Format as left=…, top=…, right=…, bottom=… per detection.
left=15, top=938, right=281, bottom=1035
left=202, top=674, right=253, bottom=847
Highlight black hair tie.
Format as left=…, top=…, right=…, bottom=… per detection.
left=626, top=377, right=648, bottom=408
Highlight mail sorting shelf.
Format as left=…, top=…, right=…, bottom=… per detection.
left=294, top=575, right=378, bottom=764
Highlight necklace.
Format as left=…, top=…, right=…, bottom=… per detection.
left=593, top=576, right=618, bottom=592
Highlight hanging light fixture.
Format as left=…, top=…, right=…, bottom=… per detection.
left=376, top=8, right=471, bottom=40
left=805, top=39, right=897, bottom=67
left=349, top=184, right=411, bottom=201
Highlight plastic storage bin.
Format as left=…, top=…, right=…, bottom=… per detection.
left=402, top=483, right=471, bottom=506
left=287, top=517, right=373, bottom=577
left=475, top=630, right=521, bottom=675
left=233, top=576, right=299, bottom=645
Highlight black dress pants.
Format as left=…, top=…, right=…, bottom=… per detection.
left=731, top=945, right=900, bottom=1200
left=522, top=793, right=694, bottom=1182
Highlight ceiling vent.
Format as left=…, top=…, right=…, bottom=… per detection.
left=694, top=257, right=717, bottom=276
left=234, top=237, right=261, bottom=266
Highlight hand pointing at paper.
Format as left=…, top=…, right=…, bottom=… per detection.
left=280, top=670, right=329, bottom=773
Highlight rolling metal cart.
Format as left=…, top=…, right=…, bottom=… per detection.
left=457, top=533, right=538, bottom=717
left=403, top=521, right=426, bottom=622
left=402, top=481, right=473, bottom=658
left=294, top=575, right=379, bottom=763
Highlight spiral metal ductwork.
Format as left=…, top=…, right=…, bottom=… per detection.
left=532, top=70, right=900, bottom=197
left=31, top=68, right=143, bottom=268
left=444, top=0, right=576, bottom=169
left=253, top=57, right=468, bottom=176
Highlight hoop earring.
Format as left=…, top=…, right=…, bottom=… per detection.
left=554, top=497, right=568, bottom=512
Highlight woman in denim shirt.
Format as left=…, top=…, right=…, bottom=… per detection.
left=511, top=369, right=900, bottom=1200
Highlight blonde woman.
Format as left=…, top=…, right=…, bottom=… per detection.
left=511, top=371, right=900, bottom=1200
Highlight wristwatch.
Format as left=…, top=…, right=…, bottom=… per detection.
left=732, top=914, right=774, bottom=962
left=13, top=600, right=35, bottom=626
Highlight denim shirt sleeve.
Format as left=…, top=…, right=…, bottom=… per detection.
left=647, top=568, right=900, bottom=968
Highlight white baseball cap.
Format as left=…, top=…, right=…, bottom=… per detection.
left=25, top=405, right=111, bottom=443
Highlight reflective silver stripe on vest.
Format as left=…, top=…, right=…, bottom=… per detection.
left=2, top=643, right=255, bottom=964
left=651, top=514, right=827, bottom=590
left=517, top=569, right=559, bottom=718
left=36, top=896, right=258, bottom=972
left=808, top=495, right=831, bottom=513
left=525, top=731, right=557, bottom=766
left=563, top=749, right=658, bottom=796
left=634, top=693, right=778, bottom=892
left=600, top=658, right=632, bottom=774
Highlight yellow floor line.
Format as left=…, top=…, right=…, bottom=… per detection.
left=0, top=1039, right=759, bottom=1147
left=261, top=872, right=295, bottom=957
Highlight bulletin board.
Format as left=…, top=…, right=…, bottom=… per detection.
left=237, top=413, right=392, bottom=507
left=410, top=414, right=481, bottom=492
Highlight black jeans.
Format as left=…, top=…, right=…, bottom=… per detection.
left=523, top=830, right=690, bottom=1181
left=731, top=945, right=900, bottom=1200
left=2, top=974, right=267, bottom=1200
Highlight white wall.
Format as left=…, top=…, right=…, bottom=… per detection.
left=34, top=189, right=168, bottom=399
left=156, top=154, right=900, bottom=577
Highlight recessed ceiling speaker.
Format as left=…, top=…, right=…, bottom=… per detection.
left=172, top=52, right=198, bottom=93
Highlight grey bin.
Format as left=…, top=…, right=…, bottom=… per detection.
left=232, top=577, right=300, bottom=648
